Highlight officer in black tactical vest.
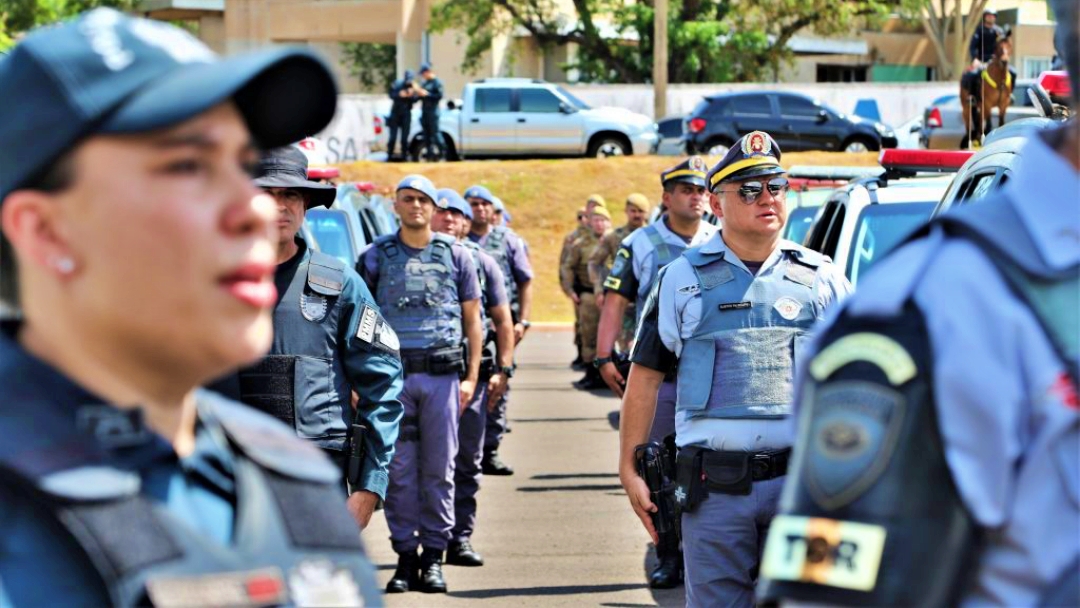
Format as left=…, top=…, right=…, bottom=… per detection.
left=0, top=9, right=382, bottom=606
left=220, top=145, right=405, bottom=531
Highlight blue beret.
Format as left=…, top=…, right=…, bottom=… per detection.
left=396, top=174, right=438, bottom=202
left=0, top=8, right=337, bottom=201
left=491, top=197, right=506, bottom=212
left=705, top=131, right=784, bottom=192
left=436, top=188, right=472, bottom=219
left=463, top=185, right=495, bottom=204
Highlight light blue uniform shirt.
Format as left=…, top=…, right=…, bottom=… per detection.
left=798, top=132, right=1080, bottom=606
left=653, top=234, right=852, bottom=450
left=615, top=216, right=717, bottom=309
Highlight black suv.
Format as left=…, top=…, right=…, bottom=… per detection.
left=683, top=91, right=898, bottom=155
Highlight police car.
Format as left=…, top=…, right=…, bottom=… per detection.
left=784, top=166, right=885, bottom=245
left=802, top=149, right=974, bottom=285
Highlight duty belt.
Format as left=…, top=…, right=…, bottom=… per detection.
left=399, top=347, right=465, bottom=376
left=675, top=446, right=791, bottom=511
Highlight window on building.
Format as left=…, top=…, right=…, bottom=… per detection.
left=519, top=88, right=562, bottom=113
left=817, top=64, right=868, bottom=82
left=475, top=88, right=513, bottom=113
left=1022, top=57, right=1053, bottom=79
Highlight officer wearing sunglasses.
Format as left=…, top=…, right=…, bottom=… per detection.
left=618, top=131, right=852, bottom=607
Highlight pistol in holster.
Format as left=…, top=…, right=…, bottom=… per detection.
left=634, top=436, right=680, bottom=545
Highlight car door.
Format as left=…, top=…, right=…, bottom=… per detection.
left=730, top=94, right=776, bottom=141
left=516, top=87, right=583, bottom=155
left=777, top=94, right=833, bottom=151
left=461, top=87, right=517, bottom=155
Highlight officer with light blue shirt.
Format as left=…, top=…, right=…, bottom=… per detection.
left=358, top=175, right=484, bottom=594
left=758, top=3, right=1079, bottom=605
left=0, top=9, right=381, bottom=607
left=619, top=132, right=852, bottom=607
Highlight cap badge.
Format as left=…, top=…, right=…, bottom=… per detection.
left=742, top=131, right=772, bottom=158
left=410, top=179, right=423, bottom=189
left=689, top=156, right=707, bottom=172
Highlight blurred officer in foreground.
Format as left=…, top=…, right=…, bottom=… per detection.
left=619, top=133, right=852, bottom=607
left=466, top=185, right=534, bottom=476
left=432, top=189, right=515, bottom=568
left=0, top=9, right=382, bottom=606
left=563, top=205, right=612, bottom=389
left=563, top=194, right=605, bottom=369
left=588, top=193, right=650, bottom=352
left=358, top=175, right=483, bottom=594
left=599, top=157, right=717, bottom=589
left=387, top=69, right=418, bottom=161
left=222, top=145, right=404, bottom=530
left=759, top=3, right=1079, bottom=605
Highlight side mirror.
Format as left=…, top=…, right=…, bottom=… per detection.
left=559, top=102, right=576, bottom=114
left=1028, top=84, right=1055, bottom=118
left=816, top=110, right=829, bottom=124
left=909, top=123, right=921, bottom=133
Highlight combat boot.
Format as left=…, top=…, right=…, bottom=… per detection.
left=648, top=543, right=684, bottom=589
left=385, top=549, right=419, bottom=593
left=446, top=539, right=485, bottom=567
left=573, top=366, right=608, bottom=390
left=482, top=449, right=514, bottom=476
left=418, top=547, right=448, bottom=593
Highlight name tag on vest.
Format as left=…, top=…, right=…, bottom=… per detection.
left=719, top=302, right=752, bottom=311
left=146, top=568, right=288, bottom=607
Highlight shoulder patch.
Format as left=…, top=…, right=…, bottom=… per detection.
left=357, top=304, right=378, bottom=344
left=810, top=333, right=917, bottom=386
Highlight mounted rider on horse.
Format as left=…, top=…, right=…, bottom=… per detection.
left=961, top=9, right=1017, bottom=148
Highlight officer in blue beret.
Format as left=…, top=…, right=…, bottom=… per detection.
left=759, top=2, right=1079, bottom=605
left=431, top=188, right=516, bottom=568
left=212, top=145, right=405, bottom=532
left=357, top=175, right=484, bottom=593
left=619, top=132, right=852, bottom=607
left=0, top=8, right=382, bottom=606
left=465, top=184, right=535, bottom=476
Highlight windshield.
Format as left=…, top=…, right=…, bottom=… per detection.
left=305, top=209, right=357, bottom=266
left=556, top=86, right=591, bottom=110
left=846, top=202, right=934, bottom=285
left=784, top=206, right=820, bottom=245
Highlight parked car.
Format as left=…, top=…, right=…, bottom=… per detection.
left=683, top=91, right=897, bottom=156
left=304, top=207, right=365, bottom=266
left=782, top=165, right=886, bottom=245
left=919, top=79, right=1041, bottom=149
left=802, top=150, right=973, bottom=285
left=387, top=78, right=659, bottom=160
left=933, top=135, right=1026, bottom=216
left=655, top=116, right=686, bottom=156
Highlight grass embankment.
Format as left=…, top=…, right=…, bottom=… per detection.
left=338, top=153, right=878, bottom=323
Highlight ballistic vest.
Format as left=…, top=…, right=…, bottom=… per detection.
left=675, top=245, right=823, bottom=419
left=460, top=239, right=490, bottom=325
left=0, top=391, right=381, bottom=607
left=374, top=232, right=462, bottom=351
left=636, top=223, right=688, bottom=312
left=236, top=246, right=352, bottom=451
left=476, top=226, right=520, bottom=313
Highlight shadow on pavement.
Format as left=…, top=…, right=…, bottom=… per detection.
left=517, top=484, right=625, bottom=493
left=448, top=583, right=644, bottom=599
left=531, top=472, right=618, bottom=480
left=512, top=416, right=607, bottom=423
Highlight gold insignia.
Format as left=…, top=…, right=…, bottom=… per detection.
left=742, top=131, right=772, bottom=157
left=809, top=333, right=917, bottom=386
left=689, top=156, right=707, bottom=172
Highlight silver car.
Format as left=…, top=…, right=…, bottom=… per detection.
left=919, top=81, right=1040, bottom=149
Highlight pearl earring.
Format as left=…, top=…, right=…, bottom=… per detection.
left=54, top=257, right=75, bottom=275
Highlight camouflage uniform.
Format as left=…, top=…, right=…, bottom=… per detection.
left=560, top=229, right=606, bottom=363
left=588, top=224, right=639, bottom=351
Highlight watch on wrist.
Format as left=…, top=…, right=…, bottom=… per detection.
left=499, top=365, right=515, bottom=378
left=593, top=356, right=614, bottom=369
left=520, top=320, right=532, bottom=329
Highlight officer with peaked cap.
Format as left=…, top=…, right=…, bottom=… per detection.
left=598, top=157, right=717, bottom=589
left=464, top=184, right=534, bottom=476
left=212, top=145, right=404, bottom=532
left=430, top=188, right=515, bottom=568
left=760, top=2, right=1079, bottom=604
left=0, top=8, right=383, bottom=606
left=588, top=193, right=651, bottom=352
left=619, top=134, right=851, bottom=606
left=562, top=204, right=612, bottom=389
left=358, top=175, right=484, bottom=594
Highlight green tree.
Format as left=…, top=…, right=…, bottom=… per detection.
left=430, top=0, right=898, bottom=83
left=1, top=0, right=138, bottom=46
left=340, top=42, right=397, bottom=92
left=898, top=0, right=992, bottom=81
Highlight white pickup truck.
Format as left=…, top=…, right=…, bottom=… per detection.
left=382, top=78, right=659, bottom=160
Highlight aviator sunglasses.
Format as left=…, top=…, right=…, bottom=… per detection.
left=723, top=177, right=790, bottom=204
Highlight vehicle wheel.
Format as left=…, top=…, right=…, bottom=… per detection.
left=843, top=137, right=878, bottom=153
left=705, top=140, right=732, bottom=157
left=588, top=137, right=630, bottom=158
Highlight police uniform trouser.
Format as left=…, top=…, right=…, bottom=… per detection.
left=682, top=475, right=785, bottom=608
left=452, top=383, right=488, bottom=542
left=421, top=111, right=442, bottom=159
left=576, top=291, right=600, bottom=362
left=385, top=372, right=460, bottom=553
left=484, top=384, right=509, bottom=452
left=387, top=109, right=411, bottom=158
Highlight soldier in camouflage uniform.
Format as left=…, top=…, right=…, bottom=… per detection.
left=561, top=195, right=606, bottom=370
left=562, top=206, right=612, bottom=389
left=588, top=193, right=651, bottom=352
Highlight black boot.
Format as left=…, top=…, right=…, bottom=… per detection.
left=385, top=550, right=419, bottom=593
left=574, top=366, right=607, bottom=390
left=482, top=449, right=514, bottom=476
left=648, top=541, right=684, bottom=589
left=446, top=539, right=485, bottom=567
left=418, top=548, right=448, bottom=593
left=571, top=355, right=585, bottom=371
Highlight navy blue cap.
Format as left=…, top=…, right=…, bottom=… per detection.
left=463, top=185, right=495, bottom=204
left=436, top=188, right=472, bottom=219
left=0, top=8, right=338, bottom=200
left=706, top=131, right=784, bottom=192
left=404, top=69, right=415, bottom=80
left=661, top=156, right=708, bottom=188
left=420, top=62, right=432, bottom=72
left=396, top=174, right=438, bottom=202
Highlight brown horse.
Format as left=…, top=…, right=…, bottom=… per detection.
left=961, top=29, right=1013, bottom=148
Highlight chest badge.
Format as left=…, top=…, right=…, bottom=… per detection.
left=774, top=296, right=803, bottom=320
left=301, top=292, right=330, bottom=322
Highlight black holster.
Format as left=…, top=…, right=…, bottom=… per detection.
left=400, top=346, right=465, bottom=376
left=635, top=439, right=680, bottom=545
left=676, top=446, right=790, bottom=506
left=346, top=422, right=367, bottom=489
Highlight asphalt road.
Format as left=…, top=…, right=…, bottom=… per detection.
left=363, top=327, right=684, bottom=607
